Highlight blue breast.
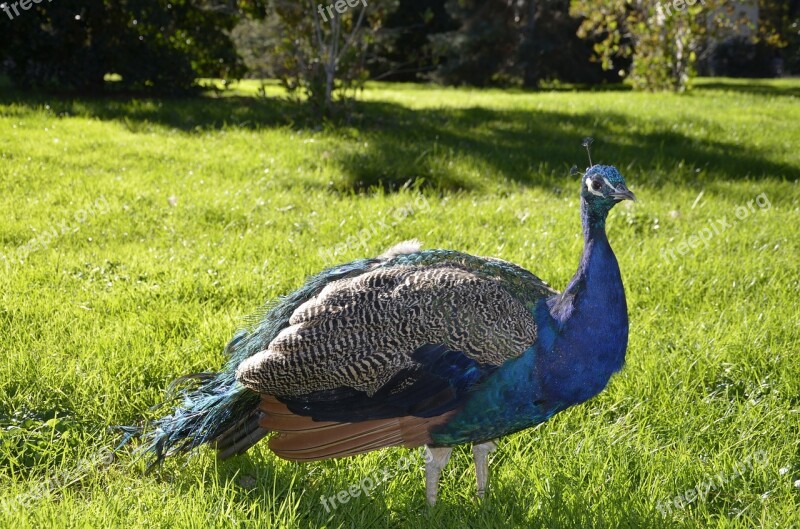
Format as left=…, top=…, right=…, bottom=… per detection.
left=430, top=340, right=555, bottom=446
left=431, top=234, right=628, bottom=445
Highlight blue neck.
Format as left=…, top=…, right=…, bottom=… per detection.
left=541, top=196, right=629, bottom=405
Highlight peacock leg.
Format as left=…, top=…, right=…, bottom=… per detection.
left=424, top=445, right=453, bottom=506
left=472, top=440, right=498, bottom=499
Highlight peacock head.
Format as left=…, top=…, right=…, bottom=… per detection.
left=580, top=165, right=636, bottom=216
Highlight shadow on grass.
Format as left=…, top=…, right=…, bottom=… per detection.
left=694, top=79, right=800, bottom=98
left=0, top=85, right=794, bottom=192
left=331, top=102, right=796, bottom=192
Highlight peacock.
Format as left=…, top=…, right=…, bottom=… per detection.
left=126, top=158, right=636, bottom=506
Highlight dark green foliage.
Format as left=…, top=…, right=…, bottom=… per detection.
left=370, top=0, right=457, bottom=82
left=0, top=0, right=257, bottom=93
left=429, top=0, right=614, bottom=88
left=698, top=1, right=800, bottom=78
left=428, top=0, right=518, bottom=87
left=514, top=0, right=623, bottom=86
left=787, top=16, right=800, bottom=74
left=706, top=0, right=800, bottom=78
left=570, top=0, right=799, bottom=91
left=230, top=15, right=283, bottom=79
left=707, top=37, right=780, bottom=78
left=766, top=0, right=800, bottom=74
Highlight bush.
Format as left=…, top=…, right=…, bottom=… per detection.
left=429, top=0, right=615, bottom=88
left=706, top=37, right=780, bottom=78
left=0, top=0, right=252, bottom=93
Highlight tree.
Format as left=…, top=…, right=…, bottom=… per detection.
left=265, top=0, right=399, bottom=115
left=786, top=2, right=800, bottom=74
left=569, top=0, right=768, bottom=91
left=230, top=15, right=283, bottom=79
left=754, top=0, right=800, bottom=74
left=0, top=0, right=263, bottom=93
left=428, top=0, right=520, bottom=86
left=369, top=0, right=457, bottom=82
left=428, top=0, right=617, bottom=88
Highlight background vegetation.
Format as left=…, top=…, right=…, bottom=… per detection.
left=0, top=0, right=266, bottom=93
left=2, top=0, right=799, bottom=101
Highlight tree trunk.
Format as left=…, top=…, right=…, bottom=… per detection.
left=522, top=1, right=539, bottom=89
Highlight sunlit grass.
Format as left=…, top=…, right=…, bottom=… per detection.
left=0, top=78, right=798, bottom=528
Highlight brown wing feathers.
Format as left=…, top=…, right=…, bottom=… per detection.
left=259, top=396, right=454, bottom=461
left=236, top=265, right=537, bottom=396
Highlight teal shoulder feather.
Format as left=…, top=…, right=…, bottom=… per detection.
left=381, top=249, right=558, bottom=309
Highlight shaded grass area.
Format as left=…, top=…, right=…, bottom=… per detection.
left=0, top=78, right=798, bottom=528
left=1, top=77, right=797, bottom=193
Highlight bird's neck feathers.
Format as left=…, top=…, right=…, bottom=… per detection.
left=581, top=194, right=609, bottom=241
left=577, top=196, right=614, bottom=282
left=536, top=196, right=628, bottom=406
left=575, top=197, right=624, bottom=316
left=549, top=196, right=626, bottom=331
left=548, top=197, right=627, bottom=320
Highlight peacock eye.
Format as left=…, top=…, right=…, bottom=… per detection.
left=591, top=180, right=602, bottom=191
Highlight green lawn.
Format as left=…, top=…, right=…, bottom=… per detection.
left=1, top=77, right=798, bottom=528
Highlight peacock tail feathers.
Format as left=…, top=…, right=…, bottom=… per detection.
left=124, top=253, right=394, bottom=465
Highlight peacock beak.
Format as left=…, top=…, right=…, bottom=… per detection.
left=610, top=185, right=636, bottom=202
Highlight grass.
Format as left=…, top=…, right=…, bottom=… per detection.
left=0, top=76, right=799, bottom=528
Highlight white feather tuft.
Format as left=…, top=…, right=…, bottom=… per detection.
left=379, top=239, right=422, bottom=259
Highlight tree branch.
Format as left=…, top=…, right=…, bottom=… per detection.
left=337, top=4, right=368, bottom=62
